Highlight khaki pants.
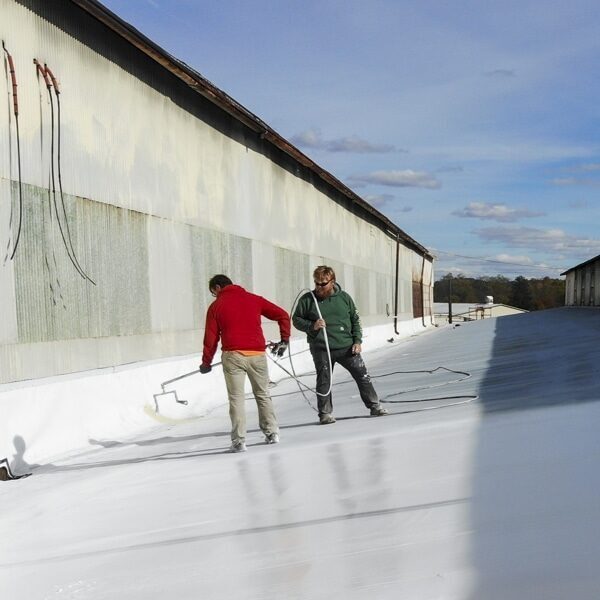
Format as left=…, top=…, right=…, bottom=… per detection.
left=221, top=351, right=279, bottom=444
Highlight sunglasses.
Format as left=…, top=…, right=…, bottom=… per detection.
left=314, top=280, right=333, bottom=287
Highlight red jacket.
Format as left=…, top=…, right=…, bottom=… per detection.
left=202, top=285, right=291, bottom=366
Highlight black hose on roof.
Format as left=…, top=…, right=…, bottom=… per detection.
left=2, top=42, right=23, bottom=262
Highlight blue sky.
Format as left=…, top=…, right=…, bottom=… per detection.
left=101, top=0, right=600, bottom=279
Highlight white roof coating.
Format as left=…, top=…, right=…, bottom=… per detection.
left=1, top=307, right=600, bottom=599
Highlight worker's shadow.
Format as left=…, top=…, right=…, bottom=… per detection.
left=34, top=418, right=325, bottom=476
left=87, top=415, right=321, bottom=452
left=88, top=428, right=231, bottom=449
left=36, top=444, right=237, bottom=475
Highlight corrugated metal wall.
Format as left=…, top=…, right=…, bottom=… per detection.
left=190, top=228, right=254, bottom=325
left=274, top=247, right=310, bottom=314
left=14, top=185, right=151, bottom=343
left=0, top=0, right=433, bottom=383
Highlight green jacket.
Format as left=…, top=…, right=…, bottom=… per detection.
left=292, top=284, right=362, bottom=350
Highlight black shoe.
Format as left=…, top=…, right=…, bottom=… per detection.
left=319, top=414, right=336, bottom=425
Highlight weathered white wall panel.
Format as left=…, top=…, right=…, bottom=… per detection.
left=251, top=240, right=277, bottom=302
left=0, top=182, right=19, bottom=344
left=274, top=247, right=311, bottom=314
left=342, top=263, right=355, bottom=301
left=352, top=266, right=371, bottom=318
left=189, top=228, right=253, bottom=329
left=398, top=244, right=415, bottom=317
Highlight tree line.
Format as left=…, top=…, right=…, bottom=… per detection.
left=434, top=274, right=565, bottom=311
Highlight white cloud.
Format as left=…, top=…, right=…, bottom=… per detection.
left=475, top=226, right=600, bottom=256
left=327, top=136, right=396, bottom=153
left=484, top=69, right=516, bottom=78
left=349, top=169, right=441, bottom=189
left=452, top=201, right=544, bottom=222
left=363, top=193, right=394, bottom=208
left=362, top=193, right=413, bottom=213
left=290, top=129, right=398, bottom=153
left=436, top=165, right=464, bottom=173
left=291, top=129, right=321, bottom=148
left=551, top=177, right=600, bottom=186
left=493, top=254, right=534, bottom=264
left=566, top=163, right=600, bottom=172
left=568, top=199, right=588, bottom=208
left=426, top=142, right=595, bottom=162
left=580, top=163, right=600, bottom=171
left=432, top=250, right=564, bottom=280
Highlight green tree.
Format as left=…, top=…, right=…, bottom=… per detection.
left=509, top=276, right=534, bottom=310
left=435, top=273, right=564, bottom=311
left=449, top=276, right=479, bottom=303
left=530, top=277, right=565, bottom=309
left=482, top=276, right=512, bottom=304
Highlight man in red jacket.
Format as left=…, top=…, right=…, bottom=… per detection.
left=201, top=274, right=291, bottom=453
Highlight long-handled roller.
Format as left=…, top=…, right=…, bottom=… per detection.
left=152, top=362, right=222, bottom=411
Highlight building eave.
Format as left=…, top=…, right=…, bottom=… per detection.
left=69, top=0, right=432, bottom=259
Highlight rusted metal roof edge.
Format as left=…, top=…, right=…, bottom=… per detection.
left=69, top=0, right=432, bottom=259
left=560, top=253, right=600, bottom=276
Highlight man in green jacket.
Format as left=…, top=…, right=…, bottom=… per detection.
left=292, top=265, right=388, bottom=424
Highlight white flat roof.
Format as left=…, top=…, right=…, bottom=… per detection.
left=2, top=307, right=599, bottom=598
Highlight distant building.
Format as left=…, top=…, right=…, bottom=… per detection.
left=561, top=254, right=600, bottom=307
left=434, top=301, right=527, bottom=324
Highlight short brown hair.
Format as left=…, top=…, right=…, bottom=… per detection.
left=313, top=265, right=336, bottom=281
left=208, top=274, right=232, bottom=291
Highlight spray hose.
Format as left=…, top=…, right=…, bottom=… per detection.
left=271, top=287, right=334, bottom=412
left=265, top=287, right=478, bottom=414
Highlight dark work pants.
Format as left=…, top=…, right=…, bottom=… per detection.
left=310, top=345, right=379, bottom=416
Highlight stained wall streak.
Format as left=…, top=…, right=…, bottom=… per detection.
left=14, top=184, right=151, bottom=343
left=275, top=247, right=310, bottom=313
